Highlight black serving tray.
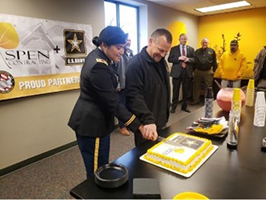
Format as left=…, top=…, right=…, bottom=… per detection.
left=94, top=163, right=128, bottom=188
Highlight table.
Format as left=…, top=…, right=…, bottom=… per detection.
left=70, top=103, right=266, bottom=199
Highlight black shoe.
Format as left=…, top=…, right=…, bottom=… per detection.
left=181, top=107, right=191, bottom=113
left=170, top=109, right=176, bottom=113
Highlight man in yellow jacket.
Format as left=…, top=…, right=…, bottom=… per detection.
left=220, top=40, right=247, bottom=88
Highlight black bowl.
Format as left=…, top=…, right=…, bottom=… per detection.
left=94, top=163, right=128, bottom=188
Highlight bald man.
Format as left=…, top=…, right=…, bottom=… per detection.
left=191, top=38, right=217, bottom=105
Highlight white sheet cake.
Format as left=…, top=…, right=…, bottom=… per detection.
left=143, top=132, right=214, bottom=174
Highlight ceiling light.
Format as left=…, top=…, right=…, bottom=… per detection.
left=195, top=1, right=251, bottom=13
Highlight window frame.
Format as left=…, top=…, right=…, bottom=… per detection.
left=104, top=0, right=140, bottom=53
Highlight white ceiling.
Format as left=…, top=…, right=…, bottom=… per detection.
left=146, top=0, right=266, bottom=16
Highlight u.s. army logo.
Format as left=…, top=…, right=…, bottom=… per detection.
left=64, top=29, right=87, bottom=65
left=64, top=29, right=86, bottom=56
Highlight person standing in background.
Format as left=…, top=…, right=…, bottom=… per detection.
left=168, top=33, right=195, bottom=113
left=191, top=38, right=217, bottom=105
left=112, top=37, right=134, bottom=136
left=254, top=46, right=266, bottom=87
left=124, top=37, right=134, bottom=58
left=219, top=40, right=247, bottom=88
left=126, top=28, right=172, bottom=146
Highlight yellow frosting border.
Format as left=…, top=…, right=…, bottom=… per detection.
left=144, top=145, right=214, bottom=174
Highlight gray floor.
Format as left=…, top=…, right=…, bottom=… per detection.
left=0, top=101, right=203, bottom=199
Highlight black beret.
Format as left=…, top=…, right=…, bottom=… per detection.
left=99, top=26, right=128, bottom=46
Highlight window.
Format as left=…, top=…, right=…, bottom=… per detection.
left=104, top=1, right=139, bottom=54
left=104, top=1, right=117, bottom=26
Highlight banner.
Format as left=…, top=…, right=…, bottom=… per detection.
left=0, top=14, right=93, bottom=100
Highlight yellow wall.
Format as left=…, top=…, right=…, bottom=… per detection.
left=168, top=21, right=187, bottom=47
left=198, top=7, right=266, bottom=79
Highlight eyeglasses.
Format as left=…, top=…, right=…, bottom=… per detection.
left=230, top=44, right=237, bottom=46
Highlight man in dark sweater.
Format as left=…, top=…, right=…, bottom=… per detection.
left=191, top=38, right=217, bottom=105
left=126, top=29, right=172, bottom=146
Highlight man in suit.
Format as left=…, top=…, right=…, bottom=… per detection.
left=168, top=33, right=195, bottom=113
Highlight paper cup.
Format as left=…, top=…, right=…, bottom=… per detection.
left=254, top=104, right=266, bottom=127
left=255, top=92, right=265, bottom=105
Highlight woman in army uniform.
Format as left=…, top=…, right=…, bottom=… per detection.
left=68, top=26, right=156, bottom=177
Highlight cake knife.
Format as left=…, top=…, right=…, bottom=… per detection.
left=157, top=136, right=181, bottom=147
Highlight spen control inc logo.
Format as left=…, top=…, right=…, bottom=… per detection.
left=64, top=29, right=87, bottom=65
left=0, top=71, right=15, bottom=94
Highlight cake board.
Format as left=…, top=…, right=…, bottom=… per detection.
left=140, top=145, right=218, bottom=178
